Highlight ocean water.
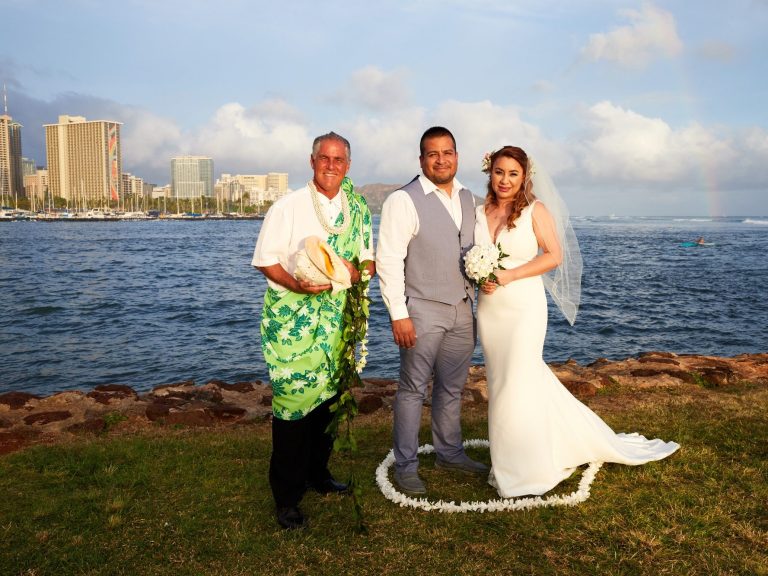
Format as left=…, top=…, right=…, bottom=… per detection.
left=1, top=216, right=767, bottom=396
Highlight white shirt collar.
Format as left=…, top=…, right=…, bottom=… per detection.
left=417, top=174, right=464, bottom=197
left=314, top=188, right=343, bottom=207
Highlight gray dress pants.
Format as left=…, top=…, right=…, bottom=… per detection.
left=393, top=296, right=476, bottom=473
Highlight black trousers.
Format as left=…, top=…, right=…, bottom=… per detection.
left=269, top=394, right=337, bottom=508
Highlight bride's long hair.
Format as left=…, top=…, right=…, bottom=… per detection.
left=484, top=146, right=536, bottom=231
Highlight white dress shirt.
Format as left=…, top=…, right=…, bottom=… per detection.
left=376, top=175, right=473, bottom=320
left=252, top=185, right=374, bottom=292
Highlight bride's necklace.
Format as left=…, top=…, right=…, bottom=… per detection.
left=308, top=180, right=351, bottom=235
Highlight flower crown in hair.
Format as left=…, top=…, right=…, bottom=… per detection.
left=481, top=150, right=496, bottom=174
left=481, top=149, right=536, bottom=182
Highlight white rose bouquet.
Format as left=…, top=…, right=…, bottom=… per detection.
left=464, top=243, right=508, bottom=284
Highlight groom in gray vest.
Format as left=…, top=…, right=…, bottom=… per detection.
left=377, top=126, right=488, bottom=495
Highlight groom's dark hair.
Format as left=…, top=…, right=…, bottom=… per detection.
left=419, top=126, right=456, bottom=156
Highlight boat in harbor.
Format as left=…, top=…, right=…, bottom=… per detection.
left=83, top=208, right=118, bottom=220
left=0, top=207, right=34, bottom=220
left=118, top=211, right=150, bottom=220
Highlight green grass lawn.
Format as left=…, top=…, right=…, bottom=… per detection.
left=1, top=382, right=766, bottom=575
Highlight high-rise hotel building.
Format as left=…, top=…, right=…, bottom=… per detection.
left=171, top=156, right=214, bottom=199
left=0, top=112, right=24, bottom=199
left=266, top=172, right=288, bottom=194
left=44, top=115, right=122, bottom=204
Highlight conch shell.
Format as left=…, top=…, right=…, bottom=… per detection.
left=294, top=236, right=352, bottom=294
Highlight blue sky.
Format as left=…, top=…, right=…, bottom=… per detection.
left=2, top=0, right=767, bottom=215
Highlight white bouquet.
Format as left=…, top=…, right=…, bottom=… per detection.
left=464, top=243, right=507, bottom=284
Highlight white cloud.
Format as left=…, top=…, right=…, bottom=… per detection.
left=119, top=109, right=183, bottom=179
left=582, top=3, right=683, bottom=68
left=432, top=100, right=572, bottom=179
left=338, top=99, right=575, bottom=193
left=189, top=101, right=313, bottom=178
left=343, top=107, right=427, bottom=183
left=330, top=66, right=411, bottom=112
left=571, top=100, right=768, bottom=196
left=731, top=127, right=768, bottom=189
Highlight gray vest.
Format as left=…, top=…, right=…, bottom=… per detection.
left=402, top=176, right=475, bottom=305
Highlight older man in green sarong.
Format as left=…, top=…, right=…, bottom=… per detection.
left=252, top=132, right=374, bottom=529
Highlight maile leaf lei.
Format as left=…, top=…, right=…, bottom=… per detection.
left=326, top=258, right=372, bottom=534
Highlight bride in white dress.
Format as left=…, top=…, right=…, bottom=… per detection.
left=475, top=146, right=679, bottom=498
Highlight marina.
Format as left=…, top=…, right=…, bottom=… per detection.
left=0, top=208, right=264, bottom=221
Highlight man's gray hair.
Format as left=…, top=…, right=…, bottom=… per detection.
left=312, top=132, right=351, bottom=161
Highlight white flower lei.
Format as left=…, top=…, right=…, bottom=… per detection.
left=376, top=439, right=603, bottom=513
left=308, top=179, right=351, bottom=235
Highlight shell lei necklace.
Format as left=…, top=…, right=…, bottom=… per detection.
left=308, top=180, right=351, bottom=235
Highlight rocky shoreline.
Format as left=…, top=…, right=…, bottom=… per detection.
left=2, top=352, right=766, bottom=455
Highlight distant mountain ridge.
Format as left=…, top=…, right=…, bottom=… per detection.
left=355, top=183, right=401, bottom=214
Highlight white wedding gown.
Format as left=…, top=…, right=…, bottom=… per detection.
left=476, top=203, right=679, bottom=498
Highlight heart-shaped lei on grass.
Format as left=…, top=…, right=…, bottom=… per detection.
left=376, top=439, right=602, bottom=512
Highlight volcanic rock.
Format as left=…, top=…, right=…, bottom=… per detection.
left=0, top=353, right=765, bottom=455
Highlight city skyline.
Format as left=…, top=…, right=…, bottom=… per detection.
left=1, top=0, right=767, bottom=216
left=3, top=104, right=294, bottom=205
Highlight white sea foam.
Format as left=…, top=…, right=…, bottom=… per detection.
left=743, top=218, right=768, bottom=226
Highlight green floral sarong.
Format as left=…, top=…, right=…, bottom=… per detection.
left=261, top=178, right=372, bottom=420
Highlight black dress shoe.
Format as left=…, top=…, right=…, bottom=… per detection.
left=309, top=477, right=350, bottom=495
left=276, top=506, right=305, bottom=529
